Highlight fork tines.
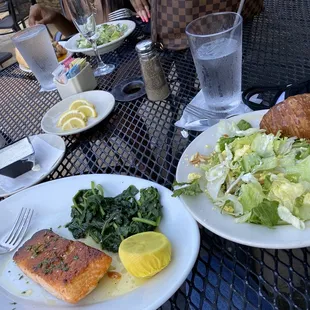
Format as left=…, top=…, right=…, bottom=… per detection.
left=108, top=8, right=133, bottom=21
left=4, top=207, right=33, bottom=246
left=185, top=104, right=228, bottom=119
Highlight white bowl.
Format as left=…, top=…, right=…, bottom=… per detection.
left=41, top=90, right=115, bottom=136
left=65, top=20, right=136, bottom=56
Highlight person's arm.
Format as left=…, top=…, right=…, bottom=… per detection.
left=29, top=4, right=77, bottom=37
left=51, top=13, right=77, bottom=36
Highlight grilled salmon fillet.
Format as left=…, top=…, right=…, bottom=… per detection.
left=13, top=229, right=112, bottom=304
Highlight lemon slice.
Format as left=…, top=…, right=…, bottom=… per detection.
left=77, top=105, right=97, bottom=118
left=69, top=99, right=94, bottom=110
left=57, top=110, right=86, bottom=127
left=119, top=232, right=171, bottom=278
left=61, top=117, right=87, bottom=131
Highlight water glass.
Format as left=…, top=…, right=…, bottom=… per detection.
left=12, top=25, right=58, bottom=91
left=186, top=12, right=243, bottom=114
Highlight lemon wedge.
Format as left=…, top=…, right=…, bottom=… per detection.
left=77, top=105, right=97, bottom=118
left=61, top=117, right=87, bottom=131
left=119, top=232, right=171, bottom=278
left=69, top=99, right=94, bottom=110
left=57, top=110, right=86, bottom=127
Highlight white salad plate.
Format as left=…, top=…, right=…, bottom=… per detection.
left=176, top=110, right=310, bottom=249
left=41, top=91, right=115, bottom=136
left=0, top=134, right=65, bottom=198
left=0, top=174, right=200, bottom=310
left=65, top=20, right=136, bottom=56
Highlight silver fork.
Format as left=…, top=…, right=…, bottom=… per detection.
left=108, top=8, right=136, bottom=22
left=0, top=208, right=33, bottom=254
left=185, top=104, right=228, bottom=119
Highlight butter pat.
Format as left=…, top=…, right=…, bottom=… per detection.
left=0, top=137, right=35, bottom=178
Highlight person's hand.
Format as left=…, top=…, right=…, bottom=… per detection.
left=130, top=0, right=150, bottom=23
left=29, top=4, right=58, bottom=26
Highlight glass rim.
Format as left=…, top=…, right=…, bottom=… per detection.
left=11, top=24, right=46, bottom=42
left=186, top=12, right=243, bottom=38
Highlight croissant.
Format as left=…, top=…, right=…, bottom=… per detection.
left=260, top=94, right=310, bottom=139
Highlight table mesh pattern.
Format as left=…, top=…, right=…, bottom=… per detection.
left=0, top=0, right=310, bottom=309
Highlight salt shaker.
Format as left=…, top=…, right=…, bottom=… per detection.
left=135, top=39, right=170, bottom=101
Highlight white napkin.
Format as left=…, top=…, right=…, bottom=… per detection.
left=0, top=136, right=63, bottom=193
left=175, top=90, right=253, bottom=132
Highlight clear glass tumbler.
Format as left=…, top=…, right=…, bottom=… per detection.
left=12, top=25, right=59, bottom=91
left=186, top=12, right=243, bottom=114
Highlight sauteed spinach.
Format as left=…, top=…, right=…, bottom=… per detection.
left=66, top=182, right=162, bottom=252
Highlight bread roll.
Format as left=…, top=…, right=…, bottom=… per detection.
left=260, top=94, right=310, bottom=139
left=15, top=42, right=67, bottom=69
left=15, top=47, right=29, bottom=69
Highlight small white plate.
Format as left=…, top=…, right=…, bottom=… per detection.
left=19, top=51, right=73, bottom=73
left=41, top=91, right=115, bottom=136
left=0, top=134, right=65, bottom=198
left=176, top=110, right=310, bottom=249
left=0, top=174, right=200, bottom=310
left=65, top=20, right=136, bottom=56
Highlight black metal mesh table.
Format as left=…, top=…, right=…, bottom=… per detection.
left=1, top=0, right=310, bottom=309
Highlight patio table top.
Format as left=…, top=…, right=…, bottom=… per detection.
left=0, top=0, right=310, bottom=309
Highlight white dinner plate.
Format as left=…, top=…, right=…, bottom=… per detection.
left=0, top=134, right=65, bottom=198
left=176, top=110, right=310, bottom=249
left=0, top=174, right=200, bottom=309
left=41, top=91, right=115, bottom=136
left=65, top=20, right=136, bottom=56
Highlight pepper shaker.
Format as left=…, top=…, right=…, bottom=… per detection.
left=136, top=39, right=170, bottom=101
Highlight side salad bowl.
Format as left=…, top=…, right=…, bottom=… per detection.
left=65, top=20, right=136, bottom=56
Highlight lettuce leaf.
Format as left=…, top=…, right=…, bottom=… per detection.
left=237, top=120, right=252, bottom=131
left=274, top=137, right=296, bottom=155
left=252, top=157, right=278, bottom=173
left=249, top=199, right=280, bottom=227
left=294, top=193, right=310, bottom=221
left=218, top=120, right=263, bottom=138
left=251, top=133, right=275, bottom=158
left=267, top=175, right=304, bottom=212
left=217, top=136, right=237, bottom=152
left=277, top=206, right=305, bottom=229
left=241, top=153, right=261, bottom=173
left=205, top=164, right=229, bottom=200
left=230, top=135, right=257, bottom=153
left=239, top=182, right=265, bottom=212
left=284, top=155, right=310, bottom=182
left=172, top=179, right=203, bottom=197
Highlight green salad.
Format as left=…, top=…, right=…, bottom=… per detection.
left=173, top=119, right=310, bottom=229
left=77, top=23, right=128, bottom=48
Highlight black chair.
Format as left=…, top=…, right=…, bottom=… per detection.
left=0, top=52, right=12, bottom=68
left=0, top=0, right=31, bottom=34
left=0, top=1, right=9, bottom=13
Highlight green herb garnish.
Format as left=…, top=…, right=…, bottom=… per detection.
left=26, top=244, right=44, bottom=258
left=35, top=258, right=70, bottom=274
